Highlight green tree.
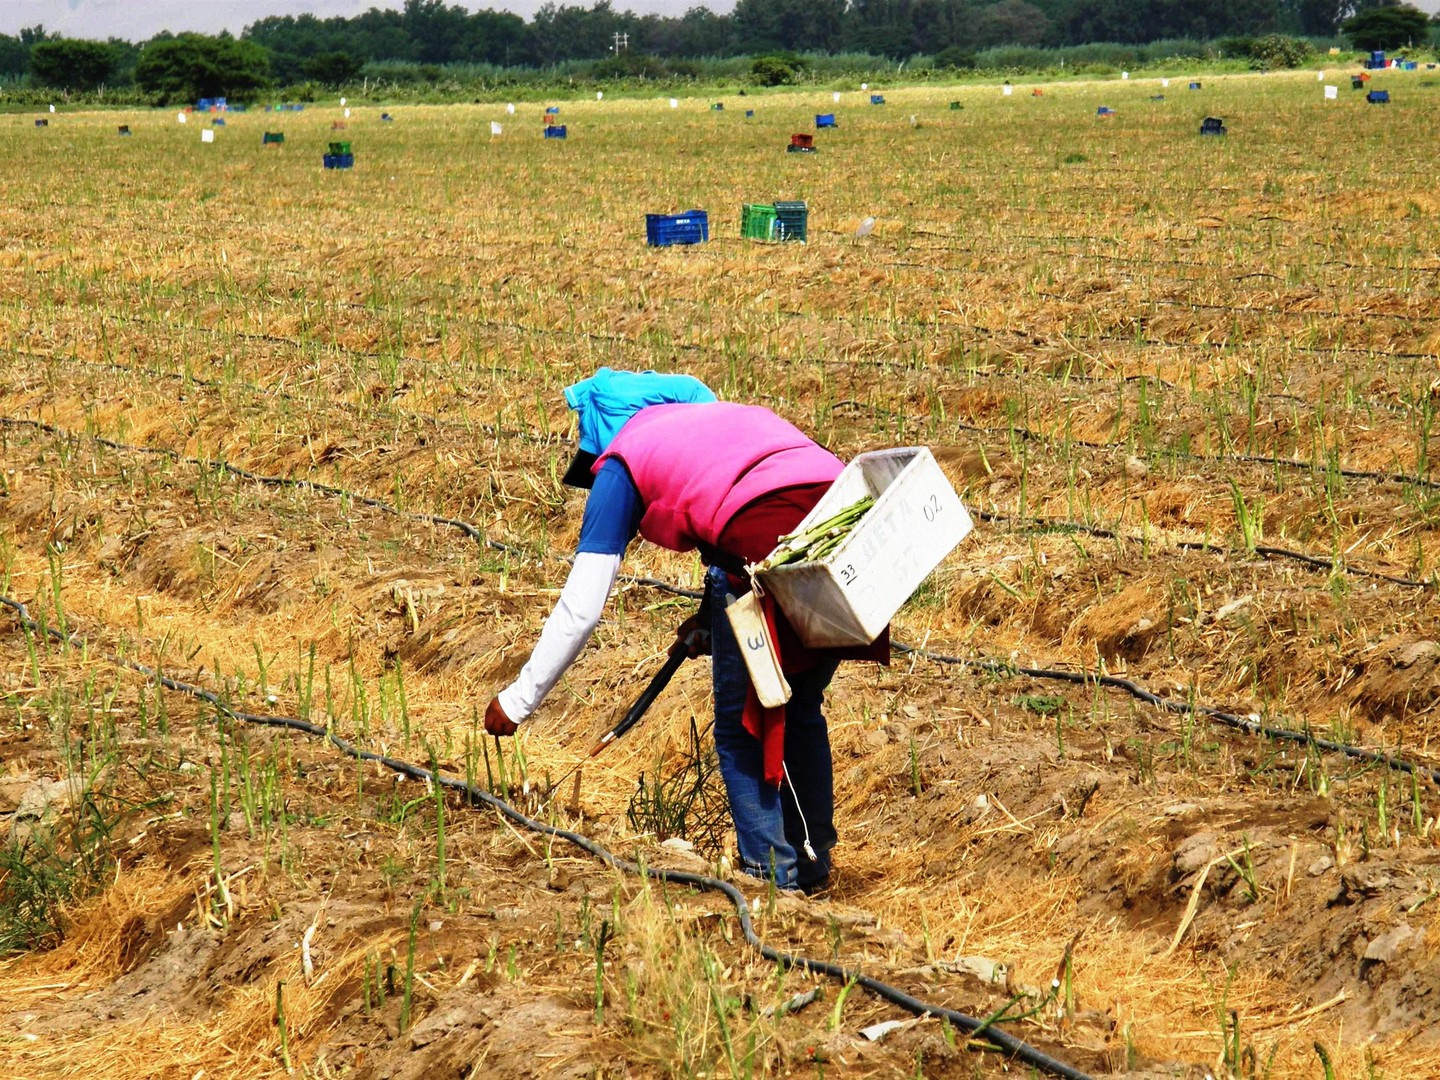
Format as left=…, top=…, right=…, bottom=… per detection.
left=301, top=51, right=363, bottom=85
left=135, top=33, right=271, bottom=101
left=28, top=38, right=119, bottom=90
left=1341, top=4, right=1430, bottom=49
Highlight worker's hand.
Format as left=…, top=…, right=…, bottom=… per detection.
left=675, top=612, right=711, bottom=658
left=484, top=696, right=518, bottom=737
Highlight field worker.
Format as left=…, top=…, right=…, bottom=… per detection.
left=484, top=367, right=888, bottom=893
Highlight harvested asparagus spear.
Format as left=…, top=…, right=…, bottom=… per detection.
left=752, top=495, right=874, bottom=572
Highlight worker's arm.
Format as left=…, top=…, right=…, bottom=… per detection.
left=496, top=551, right=621, bottom=722
left=488, top=459, right=644, bottom=733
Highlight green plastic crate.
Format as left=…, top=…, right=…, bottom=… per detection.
left=741, top=203, right=778, bottom=240
left=773, top=200, right=808, bottom=242
left=327, top=140, right=351, bottom=155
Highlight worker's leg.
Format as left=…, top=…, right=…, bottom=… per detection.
left=781, top=659, right=840, bottom=892
left=708, top=567, right=800, bottom=889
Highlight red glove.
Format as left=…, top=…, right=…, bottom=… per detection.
left=675, top=612, right=711, bottom=658
left=484, top=697, right=517, bottom=737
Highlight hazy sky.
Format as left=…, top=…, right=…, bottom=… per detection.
left=0, top=0, right=735, bottom=40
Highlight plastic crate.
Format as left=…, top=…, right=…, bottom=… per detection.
left=327, top=140, right=351, bottom=155
left=790, top=133, right=814, bottom=149
left=1200, top=116, right=1227, bottom=135
left=741, top=203, right=778, bottom=240
left=756, top=447, right=973, bottom=647
left=1150, top=94, right=1166, bottom=100
left=646, top=210, right=709, bottom=247
left=323, top=153, right=354, bottom=169
left=212, top=118, right=226, bottom=126
left=712, top=102, right=724, bottom=111
left=35, top=118, right=47, bottom=127
left=745, top=109, right=754, bottom=117
left=263, top=132, right=284, bottom=145
left=117, top=125, right=131, bottom=135
left=544, top=125, right=567, bottom=139
left=1096, top=106, right=1115, bottom=116
left=1368, top=90, right=1390, bottom=103
left=815, top=113, right=837, bottom=128
left=870, top=94, right=885, bottom=104
left=382, top=113, right=393, bottom=122
left=949, top=101, right=963, bottom=109
left=1189, top=81, right=1202, bottom=89
left=545, top=106, right=559, bottom=114
left=774, top=200, right=808, bottom=242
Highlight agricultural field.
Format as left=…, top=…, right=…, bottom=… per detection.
left=2, top=67, right=1440, bottom=1080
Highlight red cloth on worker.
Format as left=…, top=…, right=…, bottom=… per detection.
left=716, top=485, right=890, bottom=787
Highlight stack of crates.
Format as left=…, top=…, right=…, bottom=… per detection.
left=740, top=201, right=808, bottom=243
left=263, top=131, right=284, bottom=145
left=1352, top=74, right=1367, bottom=89
left=324, top=140, right=353, bottom=169
left=1367, top=50, right=1386, bottom=69
left=646, top=210, right=709, bottom=247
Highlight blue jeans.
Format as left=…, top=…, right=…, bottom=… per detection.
left=708, top=566, right=839, bottom=891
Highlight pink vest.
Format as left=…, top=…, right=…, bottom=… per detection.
left=596, top=403, right=844, bottom=553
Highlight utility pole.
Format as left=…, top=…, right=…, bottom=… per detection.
left=612, top=31, right=628, bottom=55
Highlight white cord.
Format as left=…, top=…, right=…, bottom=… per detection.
left=782, top=761, right=818, bottom=862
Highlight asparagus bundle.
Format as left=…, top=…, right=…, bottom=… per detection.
left=752, top=495, right=874, bottom=573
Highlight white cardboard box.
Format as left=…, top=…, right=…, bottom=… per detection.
left=757, top=447, right=972, bottom=647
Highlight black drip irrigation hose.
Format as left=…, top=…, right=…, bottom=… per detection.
left=0, top=594, right=1092, bottom=1080
left=970, top=508, right=1433, bottom=590
left=6, top=410, right=1429, bottom=600
left=0, top=416, right=702, bottom=602
left=892, top=643, right=1440, bottom=787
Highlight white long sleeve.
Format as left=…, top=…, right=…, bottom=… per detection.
left=497, top=552, right=622, bottom=722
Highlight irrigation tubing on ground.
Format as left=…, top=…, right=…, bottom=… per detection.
left=0, top=594, right=1092, bottom=1080
left=3, top=411, right=1427, bottom=604
left=891, top=642, right=1440, bottom=787
left=0, top=416, right=704, bottom=602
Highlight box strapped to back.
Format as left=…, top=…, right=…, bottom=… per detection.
left=750, top=447, right=973, bottom=650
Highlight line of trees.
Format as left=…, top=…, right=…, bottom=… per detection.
left=2, top=0, right=1436, bottom=100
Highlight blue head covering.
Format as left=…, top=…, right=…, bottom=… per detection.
left=560, top=368, right=716, bottom=489
left=564, top=367, right=716, bottom=455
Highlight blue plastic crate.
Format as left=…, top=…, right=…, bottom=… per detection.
left=212, top=118, right=226, bottom=126
left=323, top=153, right=354, bottom=169
left=745, top=109, right=754, bottom=117
left=1096, top=106, right=1115, bottom=116
left=1199, top=116, right=1227, bottom=135
left=545, top=106, right=559, bottom=114
left=645, top=210, right=709, bottom=247
left=381, top=113, right=393, bottom=122
left=815, top=113, right=837, bottom=128
left=1189, top=81, right=1202, bottom=89
left=544, top=125, right=567, bottom=139
left=1368, top=90, right=1390, bottom=103
left=870, top=94, right=884, bottom=104
left=35, top=118, right=47, bottom=127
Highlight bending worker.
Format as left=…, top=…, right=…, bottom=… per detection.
left=484, top=368, right=887, bottom=893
